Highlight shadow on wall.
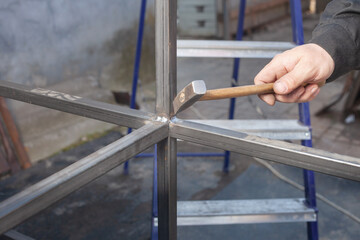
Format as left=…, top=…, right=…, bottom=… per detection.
left=100, top=12, right=156, bottom=93
left=0, top=1, right=156, bottom=163
left=0, top=0, right=155, bottom=90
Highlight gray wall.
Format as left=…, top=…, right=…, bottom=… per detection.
left=0, top=0, right=154, bottom=87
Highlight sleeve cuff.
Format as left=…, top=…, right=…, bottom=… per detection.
left=310, top=24, right=357, bottom=82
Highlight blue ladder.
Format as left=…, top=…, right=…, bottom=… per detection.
left=221, top=0, right=318, bottom=239
left=127, top=0, right=318, bottom=239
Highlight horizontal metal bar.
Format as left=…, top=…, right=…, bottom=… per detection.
left=177, top=198, right=316, bottom=225
left=3, top=230, right=35, bottom=240
left=170, top=119, right=360, bottom=181
left=153, top=198, right=316, bottom=226
left=177, top=40, right=295, bottom=58
left=0, top=123, right=168, bottom=234
left=188, top=119, right=311, bottom=140
left=135, top=152, right=225, bottom=158
left=177, top=152, right=224, bottom=157
left=0, top=81, right=155, bottom=129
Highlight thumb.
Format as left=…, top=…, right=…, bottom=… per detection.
left=273, top=63, right=312, bottom=94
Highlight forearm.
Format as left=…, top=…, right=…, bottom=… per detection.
left=310, top=0, right=360, bottom=81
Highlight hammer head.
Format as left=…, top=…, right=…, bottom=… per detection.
left=173, top=80, right=206, bottom=115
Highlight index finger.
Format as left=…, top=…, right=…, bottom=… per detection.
left=254, top=57, right=289, bottom=85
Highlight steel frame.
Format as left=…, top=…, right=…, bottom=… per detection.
left=0, top=0, right=360, bottom=239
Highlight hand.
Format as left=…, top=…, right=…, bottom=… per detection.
left=254, top=43, right=335, bottom=106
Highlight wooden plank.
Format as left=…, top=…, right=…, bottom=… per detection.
left=222, top=0, right=309, bottom=35
left=0, top=97, right=31, bottom=170
left=0, top=118, right=19, bottom=174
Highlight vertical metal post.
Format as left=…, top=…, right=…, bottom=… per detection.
left=151, top=145, right=158, bottom=240
left=155, top=0, right=177, bottom=239
left=223, top=0, right=246, bottom=172
left=124, top=0, right=148, bottom=174
left=290, top=0, right=318, bottom=239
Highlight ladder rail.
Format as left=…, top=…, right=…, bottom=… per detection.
left=290, top=0, right=319, bottom=239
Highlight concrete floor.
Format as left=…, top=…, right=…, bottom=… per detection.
left=1, top=13, right=360, bottom=239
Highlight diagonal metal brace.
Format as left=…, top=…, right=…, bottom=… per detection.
left=0, top=80, right=156, bottom=129
left=0, top=122, right=168, bottom=234
left=170, top=119, right=360, bottom=182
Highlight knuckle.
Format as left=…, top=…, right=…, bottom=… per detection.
left=283, top=74, right=297, bottom=90
left=254, top=76, right=261, bottom=84
left=275, top=94, right=289, bottom=103
left=273, top=53, right=284, bottom=61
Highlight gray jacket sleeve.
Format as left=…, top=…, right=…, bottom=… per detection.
left=310, top=0, right=360, bottom=81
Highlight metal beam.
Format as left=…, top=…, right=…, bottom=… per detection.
left=0, top=123, right=168, bottom=234
left=155, top=0, right=178, bottom=239
left=170, top=119, right=360, bottom=181
left=0, top=80, right=155, bottom=129
left=176, top=199, right=316, bottom=226
left=188, top=119, right=311, bottom=140
left=153, top=198, right=316, bottom=226
left=177, top=40, right=295, bottom=58
left=156, top=137, right=177, bottom=240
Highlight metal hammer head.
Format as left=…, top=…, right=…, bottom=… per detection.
left=173, top=80, right=206, bottom=115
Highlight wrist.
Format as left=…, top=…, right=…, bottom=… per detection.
left=308, top=43, right=335, bottom=79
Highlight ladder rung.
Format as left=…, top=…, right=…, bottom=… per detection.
left=188, top=119, right=311, bottom=140
left=177, top=40, right=296, bottom=59
left=154, top=198, right=316, bottom=227
left=4, top=230, right=35, bottom=240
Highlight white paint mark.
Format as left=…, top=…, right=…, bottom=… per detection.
left=31, top=88, right=82, bottom=101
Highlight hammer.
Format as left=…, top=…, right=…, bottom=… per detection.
left=173, top=80, right=324, bottom=115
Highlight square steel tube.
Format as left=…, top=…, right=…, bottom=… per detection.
left=170, top=119, right=360, bottom=182
left=155, top=0, right=178, bottom=239
left=177, top=40, right=296, bottom=58
left=0, top=123, right=168, bottom=234
left=0, top=80, right=155, bottom=129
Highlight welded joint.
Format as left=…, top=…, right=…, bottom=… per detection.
left=30, top=88, right=82, bottom=101
left=170, top=117, right=180, bottom=124
left=154, top=115, right=170, bottom=123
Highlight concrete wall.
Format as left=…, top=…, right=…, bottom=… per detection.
left=0, top=0, right=157, bottom=163
left=0, top=0, right=154, bottom=87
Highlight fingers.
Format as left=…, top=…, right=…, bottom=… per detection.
left=254, top=57, right=288, bottom=85
left=274, top=84, right=320, bottom=103
left=254, top=52, right=299, bottom=106
left=254, top=44, right=333, bottom=106
left=297, top=84, right=320, bottom=103
left=273, top=61, right=314, bottom=95
left=275, top=86, right=305, bottom=103
left=255, top=56, right=289, bottom=106
left=259, top=93, right=276, bottom=106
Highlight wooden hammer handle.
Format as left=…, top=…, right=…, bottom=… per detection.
left=200, top=82, right=325, bottom=101
left=200, top=83, right=274, bottom=101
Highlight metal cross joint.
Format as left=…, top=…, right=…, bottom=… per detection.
left=1, top=75, right=359, bottom=237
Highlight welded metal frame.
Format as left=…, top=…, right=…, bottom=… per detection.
left=1, top=0, right=360, bottom=239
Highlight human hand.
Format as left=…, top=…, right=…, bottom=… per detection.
left=254, top=43, right=334, bottom=106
